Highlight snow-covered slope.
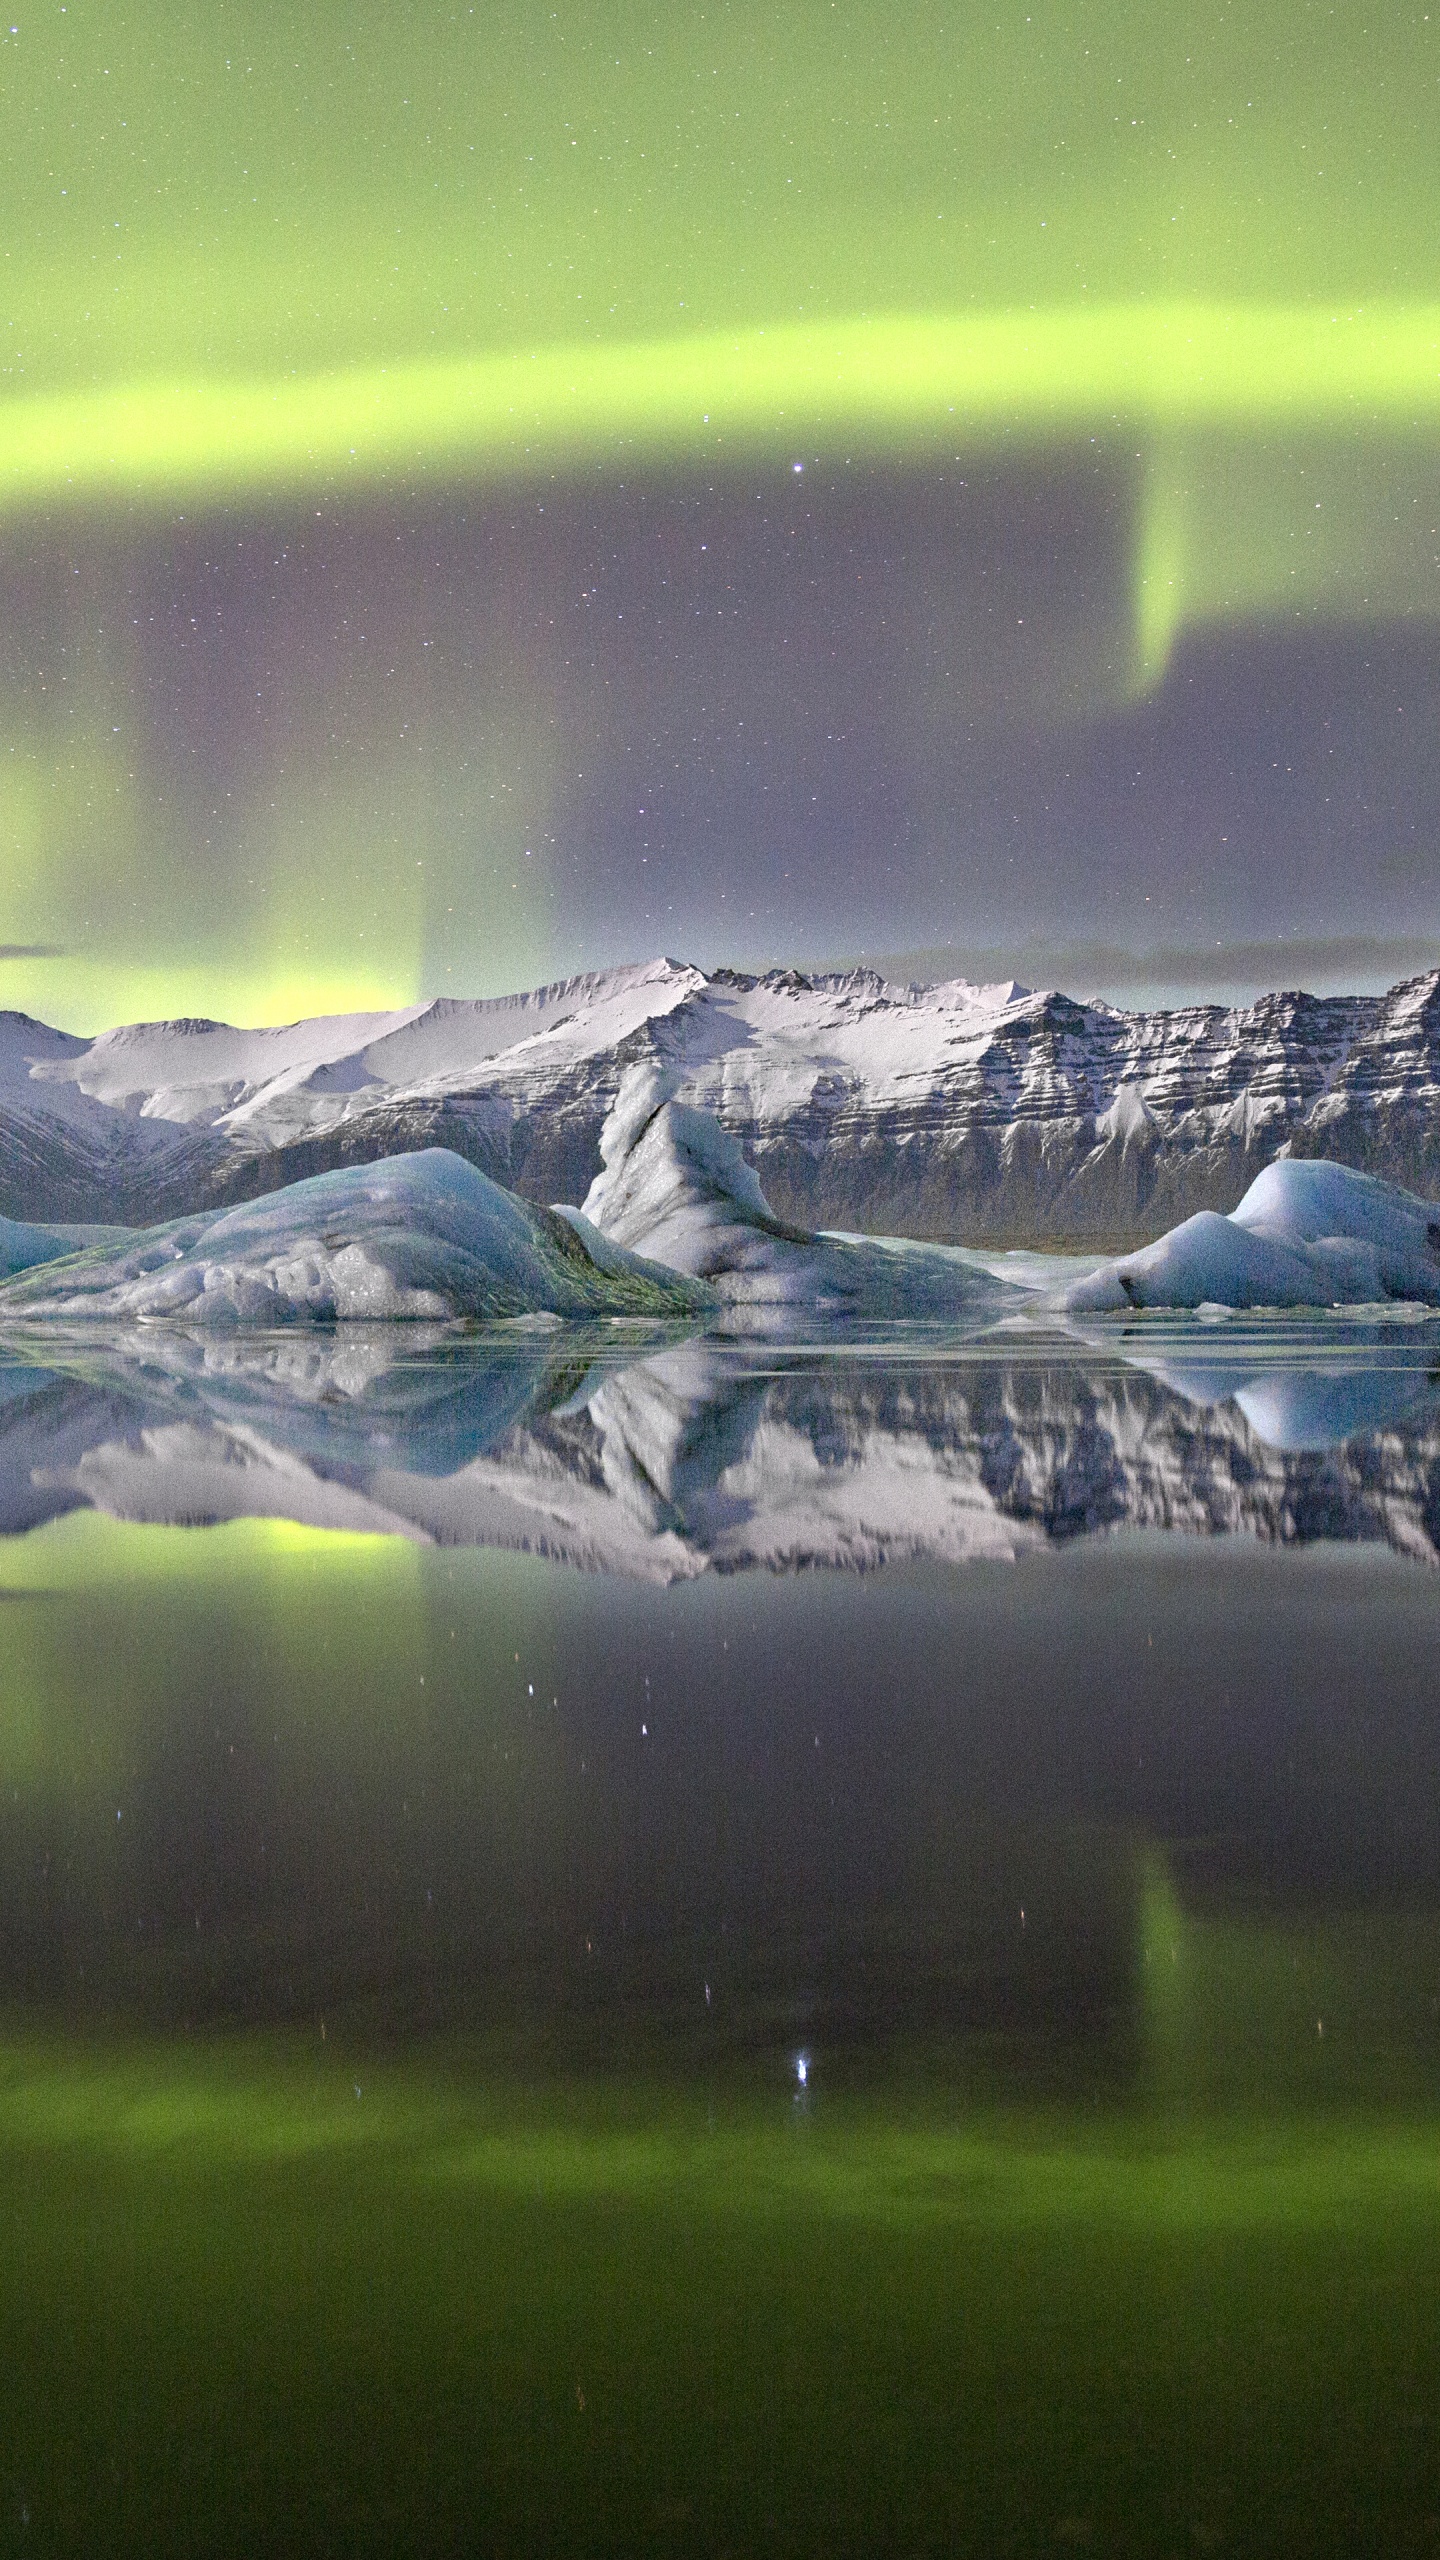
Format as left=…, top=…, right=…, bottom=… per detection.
left=12, top=959, right=1440, bottom=1243
left=0, top=1010, right=196, bottom=1216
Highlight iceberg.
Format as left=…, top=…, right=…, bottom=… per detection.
left=579, top=1066, right=1024, bottom=1325
left=0, top=1212, right=131, bottom=1279
left=1064, top=1156, right=1440, bottom=1313
left=0, top=1148, right=714, bottom=1325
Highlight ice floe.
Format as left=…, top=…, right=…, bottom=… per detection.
left=1064, top=1156, right=1440, bottom=1312
left=0, top=1213, right=131, bottom=1279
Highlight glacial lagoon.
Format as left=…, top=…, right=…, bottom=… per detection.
left=3, top=1312, right=1440, bottom=2552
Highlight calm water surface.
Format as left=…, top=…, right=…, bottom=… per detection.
left=1, top=1315, right=1439, bottom=2556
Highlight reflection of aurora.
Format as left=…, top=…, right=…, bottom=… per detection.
left=1, top=1692, right=1440, bottom=2554
left=3, top=1456, right=1440, bottom=1999
left=3, top=1967, right=1440, bottom=2556
left=2, top=1486, right=1440, bottom=2555
left=3, top=1500, right=1440, bottom=2085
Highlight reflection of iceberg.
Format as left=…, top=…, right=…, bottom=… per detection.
left=12, top=1321, right=1440, bottom=1573
left=0, top=1149, right=712, bottom=1325
left=1144, top=1355, right=1439, bottom=1454
left=583, top=1339, right=775, bottom=1534
left=581, top=1066, right=1022, bottom=1327
left=1084, top=1317, right=1440, bottom=1453
left=3, top=1322, right=662, bottom=1486
left=572, top=1338, right=1036, bottom=1567
left=1231, top=1369, right=1440, bottom=1453
left=1066, top=1158, right=1440, bottom=1312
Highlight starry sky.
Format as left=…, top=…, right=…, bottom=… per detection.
left=2, top=0, right=1439, bottom=1029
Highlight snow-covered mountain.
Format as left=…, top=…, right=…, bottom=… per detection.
left=8, top=957, right=1440, bottom=1243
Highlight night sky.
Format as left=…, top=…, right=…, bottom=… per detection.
left=2, top=2, right=1438, bottom=1030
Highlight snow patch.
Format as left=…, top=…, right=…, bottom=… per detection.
left=1094, top=1081, right=1155, bottom=1149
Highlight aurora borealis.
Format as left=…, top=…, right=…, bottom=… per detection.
left=3, top=1, right=1439, bottom=1026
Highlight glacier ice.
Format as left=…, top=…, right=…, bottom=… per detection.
left=580, top=1065, right=1024, bottom=1325
left=0, top=1148, right=714, bottom=1325
left=0, top=1213, right=131, bottom=1279
left=0, top=1214, right=93, bottom=1280
left=0, top=1081, right=1019, bottom=1334
left=1065, top=1156, right=1440, bottom=1312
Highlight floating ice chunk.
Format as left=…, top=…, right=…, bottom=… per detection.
left=0, top=1214, right=83, bottom=1279
left=1064, top=1157, right=1440, bottom=1313
left=0, top=1148, right=714, bottom=1325
left=1232, top=1157, right=1440, bottom=1298
left=583, top=1071, right=816, bottom=1284
left=0, top=1213, right=131, bottom=1279
left=582, top=1066, right=1023, bottom=1325
left=1066, top=1211, right=1352, bottom=1312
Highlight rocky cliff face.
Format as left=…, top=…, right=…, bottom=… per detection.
left=6, top=958, right=1440, bottom=1243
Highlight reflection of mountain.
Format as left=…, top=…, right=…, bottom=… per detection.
left=6, top=1324, right=1440, bottom=1573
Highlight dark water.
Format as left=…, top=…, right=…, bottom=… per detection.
left=2, top=1316, right=1440, bottom=2555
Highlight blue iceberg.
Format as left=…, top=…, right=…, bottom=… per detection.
left=0, top=1212, right=131, bottom=1279
left=581, top=1066, right=1025, bottom=1327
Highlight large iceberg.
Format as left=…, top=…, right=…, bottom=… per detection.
left=579, top=1066, right=1023, bottom=1325
left=1065, top=1156, right=1440, bottom=1312
left=0, top=1148, right=713, bottom=1325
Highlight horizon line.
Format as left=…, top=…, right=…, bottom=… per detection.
left=5, top=942, right=1440, bottom=1042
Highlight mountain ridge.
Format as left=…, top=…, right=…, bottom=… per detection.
left=6, top=957, right=1440, bottom=1244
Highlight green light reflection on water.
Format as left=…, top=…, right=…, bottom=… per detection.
left=2, top=2029, right=1439, bottom=2232
left=1, top=1512, right=1439, bottom=2545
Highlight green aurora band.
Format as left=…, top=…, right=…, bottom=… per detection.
left=5, top=0, right=1438, bottom=651
left=6, top=300, right=1439, bottom=677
